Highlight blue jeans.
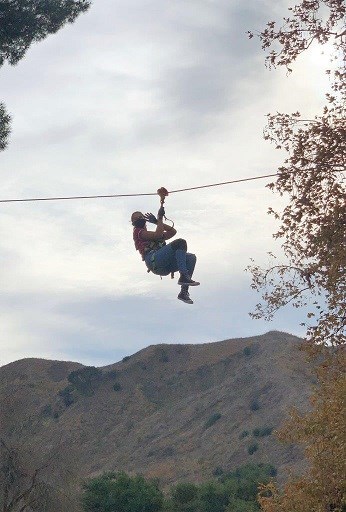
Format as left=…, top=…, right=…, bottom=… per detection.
left=145, top=242, right=197, bottom=278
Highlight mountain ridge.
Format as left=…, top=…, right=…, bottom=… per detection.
left=1, top=330, right=298, bottom=371
left=0, top=330, right=313, bottom=510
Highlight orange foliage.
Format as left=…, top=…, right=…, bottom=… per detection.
left=259, top=349, right=346, bottom=512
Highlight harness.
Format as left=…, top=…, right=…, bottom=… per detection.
left=144, top=239, right=165, bottom=274
left=145, top=245, right=175, bottom=280
left=144, top=239, right=166, bottom=255
left=146, top=251, right=157, bottom=273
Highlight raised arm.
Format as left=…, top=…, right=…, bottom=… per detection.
left=141, top=210, right=176, bottom=241
left=162, top=221, right=176, bottom=240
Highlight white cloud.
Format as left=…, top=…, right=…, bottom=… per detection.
left=0, top=0, right=331, bottom=366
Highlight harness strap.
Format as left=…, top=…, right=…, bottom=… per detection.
left=148, top=251, right=156, bottom=271
left=146, top=251, right=175, bottom=280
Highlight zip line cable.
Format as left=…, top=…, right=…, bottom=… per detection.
left=0, top=172, right=279, bottom=204
left=168, top=173, right=278, bottom=194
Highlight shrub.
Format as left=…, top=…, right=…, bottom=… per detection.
left=107, top=370, right=118, bottom=379
left=243, top=346, right=252, bottom=356
left=218, top=463, right=277, bottom=503
left=58, top=385, right=75, bottom=406
left=82, top=472, right=163, bottom=512
left=41, top=404, right=52, bottom=417
left=162, top=446, right=174, bottom=457
left=239, top=430, right=249, bottom=439
left=267, top=465, right=277, bottom=477
left=228, top=498, right=258, bottom=512
left=122, top=356, right=131, bottom=362
left=113, top=382, right=122, bottom=391
left=147, top=446, right=173, bottom=459
left=250, top=400, right=260, bottom=411
left=253, top=427, right=273, bottom=437
left=68, top=367, right=102, bottom=396
left=262, top=426, right=273, bottom=436
left=171, top=482, right=198, bottom=504
left=204, top=413, right=222, bottom=429
left=248, top=443, right=258, bottom=455
left=158, top=349, right=169, bottom=362
left=212, top=466, right=224, bottom=476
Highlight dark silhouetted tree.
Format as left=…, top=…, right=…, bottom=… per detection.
left=0, top=0, right=90, bottom=150
left=0, top=102, right=11, bottom=150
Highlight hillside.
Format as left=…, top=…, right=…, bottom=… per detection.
left=0, top=331, right=314, bottom=497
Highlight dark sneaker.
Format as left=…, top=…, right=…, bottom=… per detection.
left=178, top=291, right=194, bottom=304
left=178, top=274, right=200, bottom=286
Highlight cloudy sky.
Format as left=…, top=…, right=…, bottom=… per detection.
left=0, top=0, right=331, bottom=367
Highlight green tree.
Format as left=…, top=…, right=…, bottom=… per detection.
left=199, top=481, right=229, bottom=512
left=82, top=472, right=164, bottom=512
left=169, top=482, right=201, bottom=512
left=220, top=464, right=275, bottom=504
left=0, top=0, right=90, bottom=150
left=226, top=498, right=258, bottom=512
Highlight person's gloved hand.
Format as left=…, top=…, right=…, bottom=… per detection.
left=144, top=213, right=157, bottom=224
left=157, top=206, right=165, bottom=219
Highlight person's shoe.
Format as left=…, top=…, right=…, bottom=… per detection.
left=178, top=291, right=194, bottom=304
left=178, top=274, right=200, bottom=286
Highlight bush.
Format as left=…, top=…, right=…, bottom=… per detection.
left=250, top=400, right=260, bottom=411
left=143, top=445, right=169, bottom=459
left=253, top=427, right=273, bottom=437
left=113, top=382, right=122, bottom=391
left=107, top=370, right=118, bottom=379
left=239, top=430, right=249, bottom=439
left=243, top=346, right=252, bottom=356
left=204, top=413, right=222, bottom=429
left=158, top=349, right=169, bottom=362
left=41, top=404, right=52, bottom=417
left=68, top=367, right=102, bottom=396
left=247, top=443, right=258, bottom=455
left=82, top=472, right=163, bottom=512
left=212, top=466, right=224, bottom=476
left=122, top=356, right=131, bottom=362
left=81, top=466, right=278, bottom=512
left=171, top=482, right=199, bottom=504
left=267, top=465, right=277, bottom=477
left=227, top=498, right=258, bottom=512
left=58, top=385, right=75, bottom=406
left=199, top=480, right=227, bottom=512
left=218, top=463, right=277, bottom=504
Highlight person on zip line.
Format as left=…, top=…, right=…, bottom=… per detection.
left=131, top=205, right=200, bottom=304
